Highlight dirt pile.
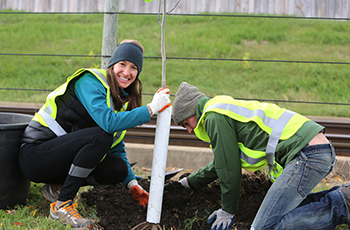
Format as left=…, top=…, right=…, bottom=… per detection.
left=81, top=172, right=272, bottom=230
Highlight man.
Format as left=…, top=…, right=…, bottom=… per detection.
left=173, top=82, right=350, bottom=230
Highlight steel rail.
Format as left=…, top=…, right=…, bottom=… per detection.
left=1, top=104, right=349, bottom=156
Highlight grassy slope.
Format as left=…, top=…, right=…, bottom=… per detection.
left=1, top=11, right=350, bottom=116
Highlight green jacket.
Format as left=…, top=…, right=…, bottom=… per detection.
left=188, top=96, right=324, bottom=214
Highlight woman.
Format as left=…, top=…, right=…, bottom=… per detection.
left=19, top=39, right=171, bottom=229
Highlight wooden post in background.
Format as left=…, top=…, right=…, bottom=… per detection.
left=101, top=0, right=119, bottom=69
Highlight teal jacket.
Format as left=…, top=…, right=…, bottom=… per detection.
left=75, top=73, right=150, bottom=187
left=187, top=97, right=324, bottom=214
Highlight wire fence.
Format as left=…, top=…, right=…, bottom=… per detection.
left=1, top=10, right=350, bottom=107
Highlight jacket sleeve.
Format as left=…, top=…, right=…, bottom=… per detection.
left=187, top=160, right=218, bottom=188
left=204, top=112, right=242, bottom=214
left=108, top=141, right=136, bottom=189
left=75, top=73, right=150, bottom=134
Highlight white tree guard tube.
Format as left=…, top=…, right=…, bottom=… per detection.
left=146, top=105, right=172, bottom=224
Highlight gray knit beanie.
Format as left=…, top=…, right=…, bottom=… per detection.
left=173, top=82, right=205, bottom=125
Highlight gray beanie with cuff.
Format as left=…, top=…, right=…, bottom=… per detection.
left=173, top=82, right=205, bottom=125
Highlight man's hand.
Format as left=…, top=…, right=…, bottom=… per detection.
left=178, top=177, right=190, bottom=188
left=207, top=209, right=235, bottom=230
left=147, top=86, right=171, bottom=115
left=127, top=180, right=149, bottom=208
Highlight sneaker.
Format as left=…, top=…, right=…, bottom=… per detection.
left=50, top=200, right=93, bottom=229
left=41, top=184, right=60, bottom=202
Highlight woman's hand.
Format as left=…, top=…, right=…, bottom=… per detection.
left=127, top=180, right=149, bottom=208
left=147, top=86, right=171, bottom=116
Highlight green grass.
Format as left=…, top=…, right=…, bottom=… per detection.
left=0, top=183, right=98, bottom=229
left=0, top=10, right=350, bottom=117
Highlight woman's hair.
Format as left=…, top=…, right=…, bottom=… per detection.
left=120, top=39, right=144, bottom=52
left=107, top=39, right=144, bottom=111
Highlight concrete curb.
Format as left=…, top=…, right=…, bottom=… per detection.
left=126, top=143, right=350, bottom=179
left=126, top=143, right=213, bottom=172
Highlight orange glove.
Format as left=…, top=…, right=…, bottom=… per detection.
left=128, top=180, right=149, bottom=208
left=158, top=87, right=171, bottom=113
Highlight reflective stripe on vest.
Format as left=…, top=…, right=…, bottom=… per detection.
left=87, top=69, right=114, bottom=110
left=204, top=102, right=296, bottom=174
left=38, top=106, right=67, bottom=136
left=238, top=143, right=283, bottom=181
left=194, top=96, right=309, bottom=181
left=35, top=68, right=126, bottom=147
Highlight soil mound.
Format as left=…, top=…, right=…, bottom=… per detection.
left=81, top=172, right=272, bottom=230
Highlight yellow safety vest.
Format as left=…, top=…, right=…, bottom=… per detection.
left=33, top=68, right=127, bottom=149
left=194, top=96, right=310, bottom=181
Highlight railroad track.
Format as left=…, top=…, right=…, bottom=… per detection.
left=1, top=103, right=349, bottom=156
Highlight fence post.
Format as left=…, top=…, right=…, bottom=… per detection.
left=101, top=0, right=119, bottom=69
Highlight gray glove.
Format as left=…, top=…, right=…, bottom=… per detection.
left=207, top=208, right=235, bottom=230
left=178, top=177, right=190, bottom=188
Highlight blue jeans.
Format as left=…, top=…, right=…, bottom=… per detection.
left=251, top=143, right=343, bottom=230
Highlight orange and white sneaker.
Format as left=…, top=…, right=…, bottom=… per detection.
left=40, top=184, right=60, bottom=202
left=50, top=200, right=93, bottom=229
